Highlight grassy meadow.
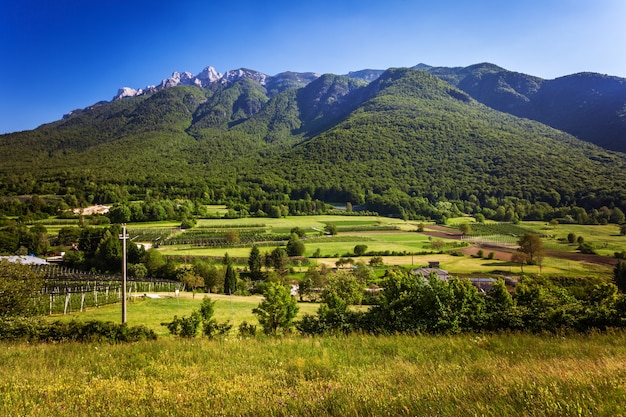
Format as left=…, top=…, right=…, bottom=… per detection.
left=52, top=292, right=321, bottom=337
left=2, top=329, right=626, bottom=416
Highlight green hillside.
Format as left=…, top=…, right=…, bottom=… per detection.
left=1, top=67, right=626, bottom=223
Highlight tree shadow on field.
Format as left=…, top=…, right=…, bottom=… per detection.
left=483, top=261, right=516, bottom=268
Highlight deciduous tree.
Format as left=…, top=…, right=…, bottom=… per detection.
left=517, top=233, right=544, bottom=266
left=252, top=282, right=299, bottom=335
left=0, top=259, right=44, bottom=316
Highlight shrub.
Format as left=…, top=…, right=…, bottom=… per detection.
left=163, top=311, right=202, bottom=338
left=354, top=244, right=368, bottom=256
left=238, top=321, right=257, bottom=337
left=0, top=318, right=156, bottom=343
left=578, top=242, right=596, bottom=254
left=203, top=319, right=233, bottom=339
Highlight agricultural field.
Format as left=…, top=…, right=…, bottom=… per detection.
left=33, top=213, right=625, bottom=278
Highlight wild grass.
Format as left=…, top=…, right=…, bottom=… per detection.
left=1, top=331, right=625, bottom=416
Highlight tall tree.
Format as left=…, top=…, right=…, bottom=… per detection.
left=517, top=233, right=544, bottom=266
left=0, top=259, right=44, bottom=316
left=248, top=245, right=263, bottom=280
left=224, top=263, right=237, bottom=295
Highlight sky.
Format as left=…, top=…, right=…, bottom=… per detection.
left=1, top=0, right=625, bottom=134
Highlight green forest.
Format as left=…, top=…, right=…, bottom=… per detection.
left=1, top=68, right=626, bottom=225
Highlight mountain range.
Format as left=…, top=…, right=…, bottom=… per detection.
left=104, top=62, right=626, bottom=153
left=1, top=63, right=626, bottom=221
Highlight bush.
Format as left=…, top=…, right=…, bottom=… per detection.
left=0, top=318, right=157, bottom=343
left=238, top=321, right=257, bottom=337
left=578, top=242, right=596, bottom=254
left=163, top=312, right=202, bottom=338
left=203, top=319, right=233, bottom=339
left=354, top=244, right=368, bottom=256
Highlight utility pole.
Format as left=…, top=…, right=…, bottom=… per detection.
left=119, top=224, right=129, bottom=323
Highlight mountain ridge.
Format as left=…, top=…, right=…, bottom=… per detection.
left=89, top=62, right=626, bottom=153
left=2, top=66, right=626, bottom=223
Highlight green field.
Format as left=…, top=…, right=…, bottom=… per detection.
left=2, top=328, right=626, bottom=416
left=5, top=215, right=626, bottom=415
left=52, top=293, right=320, bottom=337
left=7, top=289, right=626, bottom=416
left=523, top=222, right=626, bottom=256
left=35, top=215, right=626, bottom=278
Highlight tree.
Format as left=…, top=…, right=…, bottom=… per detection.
left=95, top=229, right=122, bottom=272
left=144, top=248, right=166, bottom=277
left=108, top=204, right=131, bottom=224
left=324, top=223, right=338, bottom=236
left=270, top=247, right=289, bottom=277
left=130, top=263, right=147, bottom=278
left=567, top=232, right=577, bottom=244
left=0, top=259, right=44, bottom=316
left=619, top=224, right=626, bottom=236
left=290, top=227, right=306, bottom=238
left=484, top=279, right=518, bottom=331
left=252, top=282, right=299, bottom=335
left=353, top=244, right=368, bottom=256
left=613, top=261, right=626, bottom=293
left=248, top=245, right=263, bottom=281
left=517, top=233, right=544, bottom=266
left=323, top=271, right=363, bottom=306
left=298, top=274, right=314, bottom=302
left=286, top=233, right=305, bottom=256
left=224, top=263, right=237, bottom=295
left=610, top=208, right=625, bottom=225
left=458, top=223, right=472, bottom=235
left=180, top=270, right=204, bottom=298
left=299, top=266, right=329, bottom=301
left=511, top=250, right=528, bottom=273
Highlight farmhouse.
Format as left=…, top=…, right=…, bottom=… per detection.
left=411, top=265, right=451, bottom=281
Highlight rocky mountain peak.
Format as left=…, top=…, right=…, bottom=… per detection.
left=112, top=66, right=273, bottom=100
left=197, top=66, right=222, bottom=86
left=223, top=68, right=269, bottom=85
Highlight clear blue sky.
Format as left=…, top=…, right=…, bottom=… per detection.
left=1, top=0, right=625, bottom=134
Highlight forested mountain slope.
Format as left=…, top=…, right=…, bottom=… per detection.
left=415, top=63, right=626, bottom=153
left=259, top=68, right=626, bottom=218
left=1, top=67, right=626, bottom=222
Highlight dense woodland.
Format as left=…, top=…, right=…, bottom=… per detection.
left=1, top=68, right=626, bottom=226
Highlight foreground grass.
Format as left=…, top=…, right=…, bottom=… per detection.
left=1, top=331, right=626, bottom=416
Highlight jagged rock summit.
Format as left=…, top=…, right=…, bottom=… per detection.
left=114, top=66, right=223, bottom=100
left=113, top=66, right=319, bottom=100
